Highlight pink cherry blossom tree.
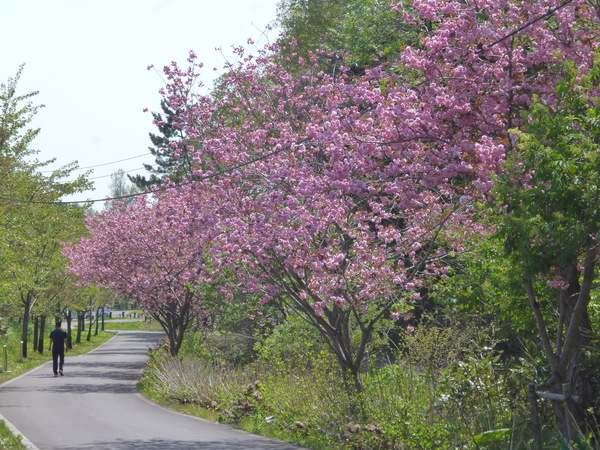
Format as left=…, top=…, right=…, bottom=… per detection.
left=64, top=0, right=599, bottom=407
left=63, top=185, right=219, bottom=355
left=152, top=0, right=598, bottom=396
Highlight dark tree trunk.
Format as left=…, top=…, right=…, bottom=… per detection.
left=33, top=316, right=39, bottom=353
left=525, top=252, right=597, bottom=440
left=86, top=312, right=93, bottom=341
left=20, top=296, right=32, bottom=359
left=152, top=294, right=194, bottom=356
left=95, top=307, right=100, bottom=336
left=548, top=264, right=595, bottom=439
left=37, top=315, right=46, bottom=355
left=66, top=310, right=72, bottom=350
left=76, top=311, right=84, bottom=344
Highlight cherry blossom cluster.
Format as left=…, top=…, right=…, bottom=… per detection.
left=64, top=0, right=598, bottom=338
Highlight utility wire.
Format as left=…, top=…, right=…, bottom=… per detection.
left=69, top=167, right=145, bottom=182
left=0, top=138, right=311, bottom=206
left=0, top=1, right=579, bottom=206
left=40, top=152, right=151, bottom=173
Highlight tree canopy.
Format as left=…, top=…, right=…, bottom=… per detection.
left=62, top=0, right=600, bottom=438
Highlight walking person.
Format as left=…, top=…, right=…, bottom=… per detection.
left=49, top=320, right=68, bottom=376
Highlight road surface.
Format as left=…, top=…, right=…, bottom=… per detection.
left=0, top=331, right=303, bottom=449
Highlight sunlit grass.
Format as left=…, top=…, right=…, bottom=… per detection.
left=104, top=319, right=163, bottom=331
left=0, top=419, right=24, bottom=449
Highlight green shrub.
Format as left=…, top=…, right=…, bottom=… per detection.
left=140, top=317, right=538, bottom=449
left=254, top=315, right=328, bottom=370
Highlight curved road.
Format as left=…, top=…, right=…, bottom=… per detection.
left=0, top=331, right=303, bottom=449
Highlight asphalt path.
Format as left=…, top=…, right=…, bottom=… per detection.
left=0, top=331, right=303, bottom=449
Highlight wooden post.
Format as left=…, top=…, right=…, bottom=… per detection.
left=529, top=383, right=543, bottom=450
left=3, top=345, right=7, bottom=372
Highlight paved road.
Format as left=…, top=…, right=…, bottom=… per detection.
left=0, top=331, right=302, bottom=449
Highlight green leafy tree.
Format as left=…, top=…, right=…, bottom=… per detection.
left=0, top=67, right=91, bottom=357
left=276, top=0, right=419, bottom=73
left=105, top=168, right=138, bottom=209
left=2, top=202, right=88, bottom=357
left=494, top=60, right=600, bottom=439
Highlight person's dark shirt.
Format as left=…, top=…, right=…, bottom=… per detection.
left=49, top=329, right=68, bottom=353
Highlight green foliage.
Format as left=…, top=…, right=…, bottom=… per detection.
left=276, top=0, right=419, bottom=72
left=141, top=319, right=537, bottom=449
left=490, top=57, right=600, bottom=438
left=0, top=67, right=93, bottom=339
left=432, top=237, right=538, bottom=344
left=439, top=353, right=531, bottom=448
left=495, top=59, right=600, bottom=274
left=254, top=315, right=328, bottom=370
left=0, top=65, right=42, bottom=163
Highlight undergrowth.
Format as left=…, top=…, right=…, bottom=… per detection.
left=138, top=317, right=559, bottom=449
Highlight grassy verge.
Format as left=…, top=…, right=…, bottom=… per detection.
left=0, top=419, right=27, bottom=450
left=136, top=321, right=552, bottom=449
left=103, top=319, right=163, bottom=331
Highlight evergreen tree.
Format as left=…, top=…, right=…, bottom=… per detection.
left=128, top=100, right=195, bottom=190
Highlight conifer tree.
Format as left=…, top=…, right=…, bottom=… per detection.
left=128, top=100, right=195, bottom=190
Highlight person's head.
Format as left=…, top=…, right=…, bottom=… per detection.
left=55, top=320, right=62, bottom=328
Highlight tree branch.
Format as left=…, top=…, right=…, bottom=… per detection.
left=523, top=276, right=559, bottom=369
left=559, top=246, right=597, bottom=374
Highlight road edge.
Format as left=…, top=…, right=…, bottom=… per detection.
left=0, top=413, right=39, bottom=450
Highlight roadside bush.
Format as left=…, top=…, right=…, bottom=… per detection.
left=140, top=345, right=256, bottom=407
left=254, top=315, right=328, bottom=370
left=140, top=317, right=537, bottom=449
left=203, top=331, right=257, bottom=366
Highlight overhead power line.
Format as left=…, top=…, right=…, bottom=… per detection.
left=40, top=152, right=151, bottom=173
left=0, top=138, right=311, bottom=206
left=67, top=167, right=145, bottom=182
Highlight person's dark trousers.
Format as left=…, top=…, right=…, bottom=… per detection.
left=52, top=350, right=64, bottom=375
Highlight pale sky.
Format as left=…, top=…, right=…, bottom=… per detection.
left=1, top=0, right=279, bottom=206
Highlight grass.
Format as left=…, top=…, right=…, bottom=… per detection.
left=0, top=419, right=26, bottom=450
left=136, top=322, right=547, bottom=449
left=103, top=319, right=163, bottom=331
